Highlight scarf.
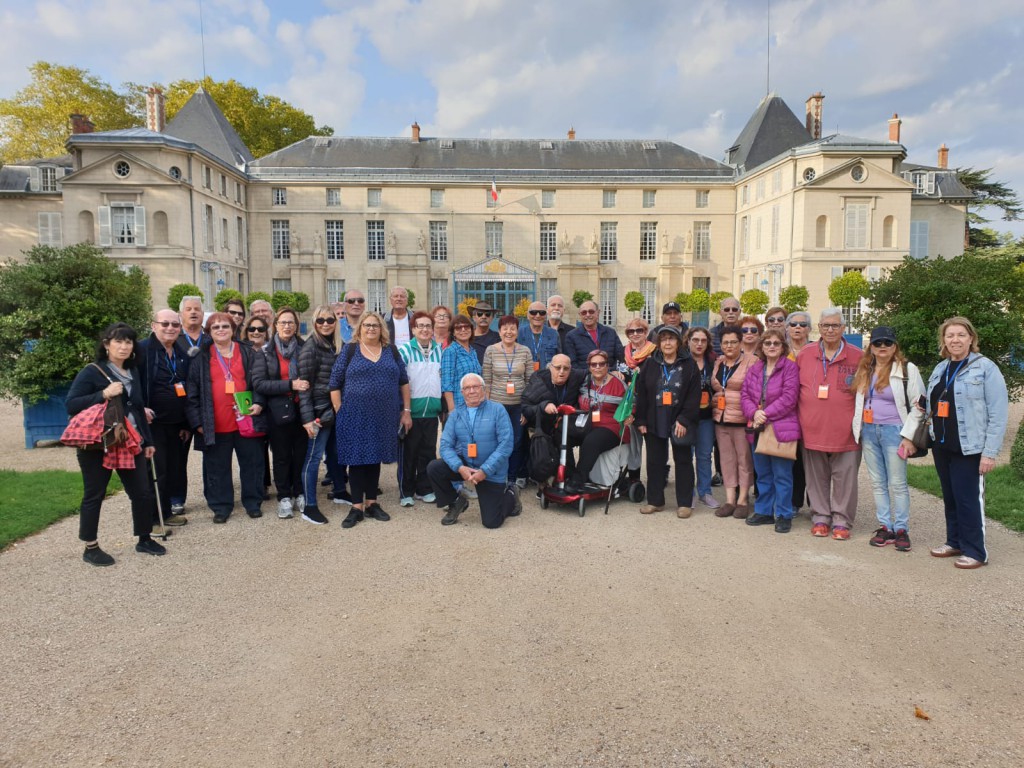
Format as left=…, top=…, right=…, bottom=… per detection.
left=274, top=335, right=300, bottom=381
left=625, top=340, right=656, bottom=369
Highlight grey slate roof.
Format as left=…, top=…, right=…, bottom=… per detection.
left=164, top=88, right=254, bottom=167
left=0, top=167, right=29, bottom=192
left=725, top=94, right=811, bottom=172
left=248, top=137, right=734, bottom=182
left=900, top=163, right=975, bottom=200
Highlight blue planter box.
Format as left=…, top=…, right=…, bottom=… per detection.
left=23, top=386, right=71, bottom=448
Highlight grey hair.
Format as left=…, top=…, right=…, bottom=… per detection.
left=786, top=311, right=811, bottom=325
left=249, top=298, right=271, bottom=312
left=819, top=307, right=844, bottom=323
left=719, top=296, right=740, bottom=310
left=460, top=373, right=485, bottom=390
left=178, top=295, right=203, bottom=314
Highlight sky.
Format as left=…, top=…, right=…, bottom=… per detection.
left=2, top=0, right=1022, bottom=237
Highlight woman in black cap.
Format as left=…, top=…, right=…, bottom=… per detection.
left=851, top=326, right=926, bottom=552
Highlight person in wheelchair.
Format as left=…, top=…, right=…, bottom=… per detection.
left=522, top=354, right=585, bottom=437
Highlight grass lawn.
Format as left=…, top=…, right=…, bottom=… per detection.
left=907, top=462, right=1024, bottom=534
left=0, top=469, right=121, bottom=550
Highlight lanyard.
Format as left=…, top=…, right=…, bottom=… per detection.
left=943, top=358, right=968, bottom=395
left=867, top=373, right=876, bottom=409
left=165, top=350, right=180, bottom=381
left=820, top=340, right=844, bottom=379
left=185, top=331, right=203, bottom=349
left=501, top=346, right=516, bottom=378
left=719, top=355, right=741, bottom=389
left=588, top=377, right=609, bottom=409
left=214, top=343, right=235, bottom=381
left=661, top=361, right=676, bottom=388
left=531, top=332, right=542, bottom=362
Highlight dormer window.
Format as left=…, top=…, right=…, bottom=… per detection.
left=912, top=171, right=935, bottom=195
left=39, top=166, right=58, bottom=192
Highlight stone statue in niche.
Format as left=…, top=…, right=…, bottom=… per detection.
left=561, top=230, right=571, bottom=253
left=290, top=231, right=301, bottom=252
left=662, top=230, right=669, bottom=252
left=591, top=230, right=599, bottom=252
left=685, top=228, right=693, bottom=254
left=313, top=231, right=322, bottom=254
left=418, top=229, right=427, bottom=253
left=387, top=231, right=398, bottom=254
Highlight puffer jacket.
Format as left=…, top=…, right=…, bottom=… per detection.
left=185, top=339, right=267, bottom=448
left=711, top=352, right=756, bottom=425
left=439, top=399, right=514, bottom=484
left=740, top=356, right=801, bottom=443
left=251, top=336, right=306, bottom=426
left=297, top=335, right=338, bottom=426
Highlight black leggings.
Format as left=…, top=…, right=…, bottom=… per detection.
left=349, top=463, right=381, bottom=507
left=571, top=428, right=621, bottom=483
left=77, top=449, right=154, bottom=542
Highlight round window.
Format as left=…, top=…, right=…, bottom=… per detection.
left=851, top=164, right=866, bottom=182
left=169, top=166, right=182, bottom=180
left=114, top=160, right=131, bottom=178
left=803, top=167, right=816, bottom=182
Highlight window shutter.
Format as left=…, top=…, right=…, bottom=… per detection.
left=866, top=266, right=882, bottom=282
left=98, top=206, right=112, bottom=246
left=830, top=266, right=844, bottom=281
left=201, top=206, right=209, bottom=252
left=37, top=213, right=50, bottom=245
left=926, top=174, right=936, bottom=195
left=28, top=167, right=40, bottom=192
left=134, top=206, right=147, bottom=247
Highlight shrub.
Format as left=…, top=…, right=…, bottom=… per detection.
left=572, top=290, right=594, bottom=308
left=245, top=290, right=272, bottom=309
left=168, top=283, right=203, bottom=311
left=778, top=285, right=809, bottom=313
left=214, top=288, right=244, bottom=312
left=270, top=290, right=294, bottom=311
left=740, top=289, right=769, bottom=316
left=1010, top=419, right=1024, bottom=480
left=623, top=291, right=645, bottom=314
left=290, top=292, right=310, bottom=313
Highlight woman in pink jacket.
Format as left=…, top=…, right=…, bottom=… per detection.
left=711, top=327, right=756, bottom=519
left=740, top=329, right=801, bottom=533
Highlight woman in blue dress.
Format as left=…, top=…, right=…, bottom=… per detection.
left=330, top=311, right=412, bottom=529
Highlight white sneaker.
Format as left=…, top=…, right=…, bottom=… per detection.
left=515, top=478, right=527, bottom=489
left=415, top=492, right=436, bottom=503
left=294, top=495, right=306, bottom=515
left=462, top=485, right=479, bottom=499
left=399, top=496, right=415, bottom=507
left=278, top=497, right=293, bottom=519
left=699, top=493, right=721, bottom=509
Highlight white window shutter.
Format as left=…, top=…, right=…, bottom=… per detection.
left=134, top=206, right=147, bottom=247
left=926, top=174, right=936, bottom=195
left=98, top=206, right=112, bottom=246
left=28, top=167, right=39, bottom=191
left=37, top=213, right=50, bottom=244
left=830, top=266, right=844, bottom=281
left=866, top=266, right=882, bottom=282
left=201, top=206, right=209, bottom=252
left=53, top=214, right=63, bottom=247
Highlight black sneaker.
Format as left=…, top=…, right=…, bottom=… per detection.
left=213, top=514, right=228, bottom=524
left=247, top=508, right=263, bottom=518
left=83, top=545, right=114, bottom=566
left=774, top=517, right=793, bottom=534
left=341, top=508, right=364, bottom=528
left=302, top=507, right=329, bottom=525
left=332, top=489, right=353, bottom=506
left=365, top=503, right=390, bottom=521
left=441, top=494, right=470, bottom=525
left=320, top=477, right=333, bottom=487
left=711, top=473, right=723, bottom=487
left=746, top=513, right=775, bottom=526
left=894, top=529, right=912, bottom=552
left=869, top=526, right=895, bottom=547
left=507, top=485, right=522, bottom=517
left=136, top=537, right=167, bottom=556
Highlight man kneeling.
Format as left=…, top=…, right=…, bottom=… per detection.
left=428, top=373, right=519, bottom=528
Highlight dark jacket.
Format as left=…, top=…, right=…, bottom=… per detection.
left=251, top=337, right=306, bottom=429
left=633, top=352, right=701, bottom=440
left=549, top=320, right=572, bottom=350
left=521, top=368, right=586, bottom=434
left=137, top=334, right=192, bottom=420
left=66, top=361, right=154, bottom=447
left=185, top=340, right=267, bottom=448
left=297, top=335, right=338, bottom=426
left=563, top=323, right=625, bottom=371
left=471, top=330, right=501, bottom=364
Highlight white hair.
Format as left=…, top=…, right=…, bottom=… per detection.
left=786, top=311, right=811, bottom=325
left=460, top=373, right=485, bottom=389
left=179, top=295, right=203, bottom=314
left=819, top=307, right=844, bottom=323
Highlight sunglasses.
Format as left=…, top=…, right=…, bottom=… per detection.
left=789, top=322, right=809, bottom=328
left=528, top=309, right=547, bottom=316
left=454, top=325, right=472, bottom=331
left=721, top=307, right=740, bottom=312
left=347, top=298, right=365, bottom=304
left=155, top=321, right=181, bottom=328
left=626, top=328, right=646, bottom=335
left=766, top=317, right=785, bottom=324
left=210, top=324, right=232, bottom=331
left=871, top=339, right=895, bottom=348
left=247, top=326, right=267, bottom=334
left=315, top=317, right=337, bottom=326
left=473, top=311, right=493, bottom=317
left=579, top=309, right=597, bottom=316
left=762, top=341, right=783, bottom=348
left=589, top=361, right=608, bottom=367
left=227, top=310, right=245, bottom=317
left=741, top=327, right=760, bottom=334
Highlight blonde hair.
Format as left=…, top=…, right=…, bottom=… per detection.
left=310, top=303, right=340, bottom=350
left=938, top=316, right=980, bottom=359
left=356, top=311, right=391, bottom=346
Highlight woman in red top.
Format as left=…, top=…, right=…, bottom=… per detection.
left=564, top=349, right=630, bottom=492
left=185, top=313, right=268, bottom=523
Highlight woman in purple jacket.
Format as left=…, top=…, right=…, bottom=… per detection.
left=740, top=328, right=801, bottom=533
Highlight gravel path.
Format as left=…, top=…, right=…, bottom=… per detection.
left=1, top=400, right=1022, bottom=767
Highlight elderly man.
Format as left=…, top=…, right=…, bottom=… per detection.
left=138, top=308, right=193, bottom=528
left=796, top=308, right=863, bottom=540
left=546, top=294, right=573, bottom=349
left=385, top=286, right=412, bottom=346
left=522, top=354, right=586, bottom=437
left=339, top=290, right=365, bottom=343
left=710, top=296, right=741, bottom=355
left=563, top=300, right=624, bottom=371
left=785, top=311, right=812, bottom=358
left=470, top=300, right=500, bottom=363
left=177, top=295, right=205, bottom=357
left=249, top=298, right=274, bottom=327
left=518, top=301, right=561, bottom=371
left=428, top=373, right=519, bottom=528
left=648, top=301, right=690, bottom=345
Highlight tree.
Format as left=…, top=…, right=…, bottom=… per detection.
left=290, top=292, right=310, bottom=313
left=167, top=283, right=203, bottom=311
left=270, top=290, right=295, bottom=311
left=861, top=247, right=1024, bottom=400
left=162, top=77, right=333, bottom=158
left=673, top=292, right=691, bottom=311
left=457, top=297, right=478, bottom=317
left=0, top=244, right=152, bottom=403
left=739, top=289, right=769, bottom=316
left=572, top=290, right=594, bottom=308
left=957, top=167, right=1022, bottom=249
left=0, top=62, right=137, bottom=163
left=778, top=285, right=809, bottom=313
left=828, top=271, right=870, bottom=325
left=214, top=288, right=244, bottom=312
left=688, top=289, right=711, bottom=314
left=623, top=291, right=645, bottom=315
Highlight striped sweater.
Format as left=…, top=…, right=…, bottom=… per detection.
left=399, top=339, right=443, bottom=418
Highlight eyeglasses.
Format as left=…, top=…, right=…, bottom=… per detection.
left=820, top=323, right=842, bottom=331
left=414, top=324, right=434, bottom=330
left=690, top=337, right=708, bottom=344
left=210, top=324, right=232, bottom=332
left=277, top=320, right=296, bottom=327
left=589, top=361, right=608, bottom=368
left=721, top=340, right=740, bottom=346
left=247, top=326, right=267, bottom=334
left=789, top=322, right=809, bottom=328
left=462, top=384, right=483, bottom=391
left=434, top=313, right=450, bottom=320
left=579, top=309, right=597, bottom=316
left=227, top=310, right=245, bottom=317
left=362, top=323, right=381, bottom=330
left=346, top=298, right=365, bottom=304
left=741, top=327, right=760, bottom=334
left=155, top=321, right=181, bottom=329
left=626, top=328, right=646, bottom=336
left=762, top=341, right=783, bottom=348
left=315, top=317, right=337, bottom=326
left=871, top=339, right=895, bottom=348
left=528, top=309, right=547, bottom=316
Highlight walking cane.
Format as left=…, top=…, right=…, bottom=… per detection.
left=148, top=457, right=170, bottom=540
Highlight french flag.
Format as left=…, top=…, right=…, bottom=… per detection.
left=491, top=177, right=498, bottom=203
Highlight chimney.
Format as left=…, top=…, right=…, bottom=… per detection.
left=146, top=87, right=166, bottom=133
left=937, top=143, right=949, bottom=169
left=888, top=113, right=902, bottom=143
left=70, top=114, right=95, bottom=134
left=411, top=122, right=420, bottom=142
left=805, top=92, right=824, bottom=139
left=567, top=127, right=576, bottom=140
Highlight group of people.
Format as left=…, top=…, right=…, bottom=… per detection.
left=67, top=290, right=1008, bottom=572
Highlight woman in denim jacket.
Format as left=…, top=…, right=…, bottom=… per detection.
left=926, top=317, right=1008, bottom=569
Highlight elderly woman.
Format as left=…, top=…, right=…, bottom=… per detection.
left=296, top=304, right=341, bottom=525
left=441, top=314, right=482, bottom=411
left=927, top=317, right=1008, bottom=569
left=330, top=312, right=412, bottom=528
left=712, top=326, right=756, bottom=518
left=687, top=327, right=719, bottom=509
left=738, top=315, right=764, bottom=355
left=741, top=329, right=801, bottom=532
left=66, top=323, right=163, bottom=565
left=482, top=314, right=534, bottom=482
left=185, top=312, right=268, bottom=522
left=242, top=315, right=269, bottom=348
left=253, top=307, right=309, bottom=521
left=634, top=327, right=701, bottom=517
left=432, top=305, right=454, bottom=349
left=785, top=311, right=812, bottom=359
left=851, top=326, right=926, bottom=552
left=623, top=317, right=656, bottom=372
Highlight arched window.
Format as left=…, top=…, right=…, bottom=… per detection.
left=815, top=215, right=829, bottom=248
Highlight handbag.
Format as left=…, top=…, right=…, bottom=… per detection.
left=900, top=375, right=930, bottom=459
left=236, top=413, right=265, bottom=439
left=267, top=394, right=297, bottom=427
left=670, top=423, right=696, bottom=447
left=754, top=422, right=798, bottom=460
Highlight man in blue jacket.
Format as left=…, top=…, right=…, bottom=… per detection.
left=563, top=300, right=625, bottom=371
left=518, top=301, right=561, bottom=370
left=427, top=373, right=520, bottom=528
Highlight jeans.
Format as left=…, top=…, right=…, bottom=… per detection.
left=302, top=423, right=342, bottom=511
left=691, top=419, right=715, bottom=497
left=860, top=423, right=910, bottom=532
left=751, top=450, right=795, bottom=519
